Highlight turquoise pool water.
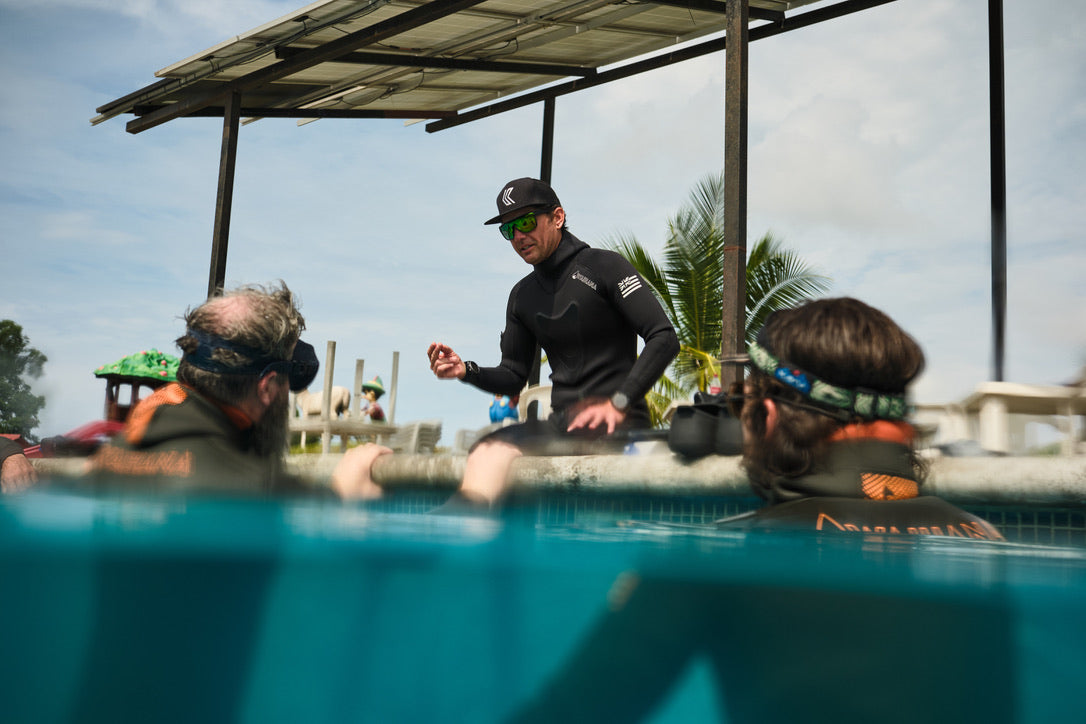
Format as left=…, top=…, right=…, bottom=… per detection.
left=2, top=490, right=1084, bottom=723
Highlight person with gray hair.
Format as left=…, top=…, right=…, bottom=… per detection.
left=87, top=282, right=385, bottom=498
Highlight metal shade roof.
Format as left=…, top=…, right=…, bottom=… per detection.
left=93, top=0, right=1026, bottom=390
left=93, top=0, right=830, bottom=134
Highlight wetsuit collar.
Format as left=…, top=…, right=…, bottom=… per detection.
left=828, top=420, right=915, bottom=445
left=180, top=383, right=256, bottom=431
left=535, top=230, right=588, bottom=277
left=763, top=427, right=920, bottom=504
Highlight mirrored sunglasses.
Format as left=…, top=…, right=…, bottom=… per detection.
left=499, top=211, right=541, bottom=240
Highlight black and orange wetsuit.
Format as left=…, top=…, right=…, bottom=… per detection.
left=86, top=382, right=314, bottom=495
left=723, top=422, right=1003, bottom=540
left=507, top=424, right=1009, bottom=723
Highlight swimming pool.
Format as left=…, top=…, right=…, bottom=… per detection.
left=2, top=489, right=1083, bottom=723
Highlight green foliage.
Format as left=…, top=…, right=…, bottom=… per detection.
left=0, top=320, right=48, bottom=441
left=745, top=230, right=835, bottom=345
left=606, top=172, right=832, bottom=423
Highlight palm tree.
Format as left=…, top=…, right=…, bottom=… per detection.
left=606, top=172, right=832, bottom=423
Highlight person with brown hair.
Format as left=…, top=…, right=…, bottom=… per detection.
left=506, top=298, right=1011, bottom=724
left=727, top=296, right=1001, bottom=538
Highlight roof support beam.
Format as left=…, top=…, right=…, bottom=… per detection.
left=208, top=91, right=241, bottom=298
left=989, top=0, right=1006, bottom=381
left=527, top=97, right=559, bottom=401
left=274, top=46, right=597, bottom=78
left=720, top=0, right=748, bottom=388
left=144, top=106, right=455, bottom=120
left=540, top=98, right=556, bottom=187
left=426, top=0, right=897, bottom=133
left=125, top=0, right=489, bottom=134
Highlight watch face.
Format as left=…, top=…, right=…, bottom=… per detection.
left=612, top=392, right=629, bottom=411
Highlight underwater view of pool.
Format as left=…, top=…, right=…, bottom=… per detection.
left=2, top=489, right=1084, bottom=723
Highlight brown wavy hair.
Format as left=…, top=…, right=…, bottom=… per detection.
left=741, top=297, right=926, bottom=498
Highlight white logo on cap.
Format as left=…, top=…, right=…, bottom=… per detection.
left=501, top=186, right=515, bottom=207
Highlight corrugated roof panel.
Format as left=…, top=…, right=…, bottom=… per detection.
left=95, top=0, right=834, bottom=127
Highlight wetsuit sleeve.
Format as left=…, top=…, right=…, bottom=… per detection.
left=0, top=437, right=24, bottom=465
left=463, top=284, right=536, bottom=397
left=599, top=251, right=679, bottom=400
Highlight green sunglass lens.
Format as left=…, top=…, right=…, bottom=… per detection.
left=500, top=212, right=537, bottom=240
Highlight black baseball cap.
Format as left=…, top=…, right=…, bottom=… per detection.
left=483, top=177, right=562, bottom=225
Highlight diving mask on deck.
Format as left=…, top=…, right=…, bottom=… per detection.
left=183, top=330, right=319, bottom=392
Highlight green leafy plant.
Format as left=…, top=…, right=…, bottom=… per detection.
left=607, top=172, right=832, bottom=424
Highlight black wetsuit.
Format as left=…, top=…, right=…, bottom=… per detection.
left=507, top=564, right=1016, bottom=724
left=507, top=439, right=1009, bottom=723
left=463, top=230, right=678, bottom=447
left=0, top=437, right=24, bottom=467
left=723, top=438, right=1004, bottom=539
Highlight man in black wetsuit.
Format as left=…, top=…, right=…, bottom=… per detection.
left=427, top=178, right=679, bottom=506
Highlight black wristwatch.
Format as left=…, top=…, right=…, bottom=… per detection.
left=462, top=360, right=480, bottom=381
left=610, top=391, right=630, bottom=413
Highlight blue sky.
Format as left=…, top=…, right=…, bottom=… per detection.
left=2, top=0, right=1083, bottom=443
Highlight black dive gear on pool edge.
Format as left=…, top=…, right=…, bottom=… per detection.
left=474, top=400, right=741, bottom=459
left=182, top=330, right=319, bottom=392
left=666, top=395, right=744, bottom=458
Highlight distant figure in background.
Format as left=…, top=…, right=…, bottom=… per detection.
left=360, top=376, right=386, bottom=422
left=489, top=394, right=520, bottom=425
left=1, top=437, right=37, bottom=493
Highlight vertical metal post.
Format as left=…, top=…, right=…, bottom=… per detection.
left=540, top=97, right=555, bottom=184
left=989, top=0, right=1007, bottom=381
left=720, top=0, right=749, bottom=388
left=208, top=91, right=242, bottom=298
left=527, top=97, right=557, bottom=405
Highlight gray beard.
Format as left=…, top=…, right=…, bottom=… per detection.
left=252, top=390, right=290, bottom=459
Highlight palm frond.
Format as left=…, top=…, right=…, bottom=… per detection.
left=609, top=173, right=834, bottom=418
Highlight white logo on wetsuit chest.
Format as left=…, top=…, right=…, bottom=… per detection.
left=618, top=275, right=642, bottom=298
left=571, top=271, right=598, bottom=291
left=501, top=186, right=515, bottom=207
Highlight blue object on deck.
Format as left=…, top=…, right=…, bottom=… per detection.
left=1, top=490, right=1083, bottom=724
